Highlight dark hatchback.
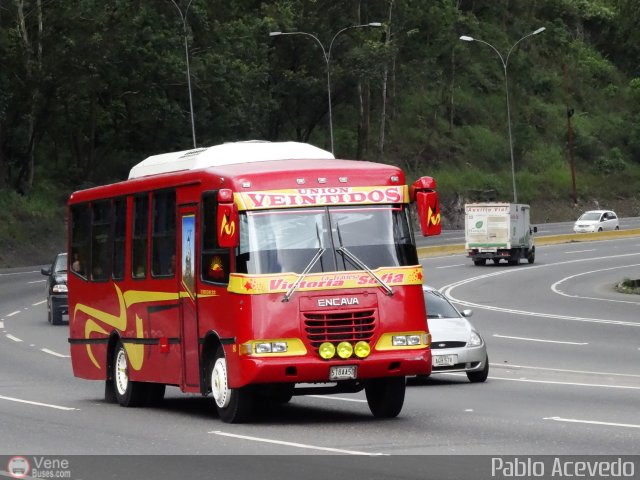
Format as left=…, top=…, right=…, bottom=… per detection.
left=41, top=252, right=68, bottom=325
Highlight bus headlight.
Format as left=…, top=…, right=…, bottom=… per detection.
left=255, top=341, right=288, bottom=354
left=392, top=335, right=421, bottom=346
left=239, top=339, right=306, bottom=356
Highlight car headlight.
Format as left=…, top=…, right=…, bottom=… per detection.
left=468, top=330, right=482, bottom=347
left=52, top=284, right=68, bottom=293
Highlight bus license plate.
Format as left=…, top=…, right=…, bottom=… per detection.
left=433, top=354, right=457, bottom=367
left=330, top=365, right=357, bottom=380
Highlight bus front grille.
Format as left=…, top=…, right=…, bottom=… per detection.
left=303, top=310, right=376, bottom=349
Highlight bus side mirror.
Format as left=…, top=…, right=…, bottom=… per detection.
left=217, top=190, right=239, bottom=248
left=411, top=176, right=441, bottom=237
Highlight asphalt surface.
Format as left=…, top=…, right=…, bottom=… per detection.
left=1, top=235, right=639, bottom=468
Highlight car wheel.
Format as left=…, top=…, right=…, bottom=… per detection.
left=467, top=356, right=489, bottom=383
left=365, top=376, right=406, bottom=418
left=208, top=346, right=254, bottom=423
left=47, top=304, right=52, bottom=324
left=615, top=225, right=620, bottom=230
left=598, top=227, right=603, bottom=232
left=473, top=259, right=486, bottom=266
left=527, top=248, right=535, bottom=264
left=113, top=341, right=148, bottom=407
left=51, top=308, right=63, bottom=326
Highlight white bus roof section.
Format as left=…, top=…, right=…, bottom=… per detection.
left=128, top=141, right=335, bottom=179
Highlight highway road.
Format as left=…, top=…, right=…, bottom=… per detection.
left=1, top=236, right=639, bottom=473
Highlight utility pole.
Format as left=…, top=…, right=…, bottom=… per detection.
left=563, top=63, right=577, bottom=205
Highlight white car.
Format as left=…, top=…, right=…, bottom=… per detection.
left=422, top=285, right=489, bottom=382
left=573, top=210, right=619, bottom=233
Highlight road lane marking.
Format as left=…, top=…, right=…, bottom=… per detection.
left=32, top=300, right=46, bottom=306
left=544, top=417, right=640, bottom=429
left=493, top=334, right=588, bottom=345
left=6, top=311, right=21, bottom=317
left=41, top=348, right=70, bottom=358
left=564, top=249, right=596, bottom=254
left=209, top=431, right=388, bottom=456
left=305, top=395, right=367, bottom=403
left=27, top=279, right=46, bottom=284
left=0, top=321, right=3, bottom=329
left=0, top=395, right=78, bottom=411
left=494, top=363, right=640, bottom=378
left=484, top=375, right=640, bottom=390
left=436, top=264, right=466, bottom=269
left=0, top=270, right=40, bottom=276
left=551, top=264, right=640, bottom=305
left=6, top=334, right=22, bottom=342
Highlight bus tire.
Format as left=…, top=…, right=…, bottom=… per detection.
left=209, top=347, right=254, bottom=423
left=365, top=376, right=406, bottom=418
left=113, top=341, right=148, bottom=407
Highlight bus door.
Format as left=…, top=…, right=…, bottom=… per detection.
left=178, top=205, right=200, bottom=389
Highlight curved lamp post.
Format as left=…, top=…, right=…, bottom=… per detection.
left=170, top=0, right=197, bottom=149
left=460, top=27, right=545, bottom=203
left=270, top=22, right=382, bottom=154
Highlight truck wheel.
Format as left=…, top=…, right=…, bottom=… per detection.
left=208, top=346, right=254, bottom=423
left=473, top=259, right=486, bottom=266
left=365, top=376, right=406, bottom=418
left=492, top=259, right=501, bottom=265
left=113, top=341, right=149, bottom=407
left=527, top=248, right=535, bottom=264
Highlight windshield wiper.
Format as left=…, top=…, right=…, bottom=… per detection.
left=335, top=223, right=394, bottom=297
left=282, top=224, right=326, bottom=302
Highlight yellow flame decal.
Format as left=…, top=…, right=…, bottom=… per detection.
left=220, top=214, right=235, bottom=237
left=74, top=284, right=183, bottom=371
left=428, top=206, right=441, bottom=226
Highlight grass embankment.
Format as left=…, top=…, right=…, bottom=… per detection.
left=0, top=185, right=67, bottom=268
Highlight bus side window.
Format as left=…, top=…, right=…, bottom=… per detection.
left=152, top=190, right=176, bottom=277
left=70, top=204, right=90, bottom=279
left=91, top=201, right=111, bottom=282
left=112, top=198, right=126, bottom=281
left=201, top=192, right=231, bottom=284
left=132, top=194, right=149, bottom=279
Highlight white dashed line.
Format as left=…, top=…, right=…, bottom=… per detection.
left=41, top=348, right=70, bottom=358
left=436, top=264, right=466, bottom=269
left=209, top=431, right=388, bottom=456
left=493, top=334, right=588, bottom=345
left=0, top=395, right=78, bottom=411
left=6, top=311, right=21, bottom=317
left=544, top=417, right=640, bottom=429
left=6, top=334, right=23, bottom=343
left=32, top=300, right=46, bottom=306
left=27, top=279, right=46, bottom=284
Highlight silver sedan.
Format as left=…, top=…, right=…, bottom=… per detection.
left=422, top=285, right=489, bottom=382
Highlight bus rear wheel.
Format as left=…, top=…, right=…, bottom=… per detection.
left=365, top=376, right=406, bottom=418
left=209, top=347, right=254, bottom=423
left=112, top=341, right=148, bottom=407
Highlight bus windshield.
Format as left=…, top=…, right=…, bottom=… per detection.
left=237, top=205, right=418, bottom=275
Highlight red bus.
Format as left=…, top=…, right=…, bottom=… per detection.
left=67, top=141, right=441, bottom=423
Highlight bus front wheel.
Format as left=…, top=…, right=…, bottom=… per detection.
left=365, top=376, right=406, bottom=418
left=209, top=347, right=254, bottom=423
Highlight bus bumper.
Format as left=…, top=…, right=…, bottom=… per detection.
left=229, top=349, right=431, bottom=388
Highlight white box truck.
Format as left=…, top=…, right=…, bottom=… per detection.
left=464, top=203, right=537, bottom=266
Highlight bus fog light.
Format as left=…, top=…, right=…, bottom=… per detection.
left=354, top=341, right=370, bottom=358
left=319, top=342, right=335, bottom=359
left=337, top=342, right=353, bottom=359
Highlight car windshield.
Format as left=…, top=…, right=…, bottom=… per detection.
left=54, top=254, right=67, bottom=273
left=424, top=290, right=460, bottom=319
left=237, top=205, right=417, bottom=275
left=578, top=212, right=602, bottom=221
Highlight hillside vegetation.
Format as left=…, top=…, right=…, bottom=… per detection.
left=2, top=1, right=640, bottom=266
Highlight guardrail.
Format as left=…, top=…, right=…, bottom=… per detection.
left=417, top=228, right=640, bottom=259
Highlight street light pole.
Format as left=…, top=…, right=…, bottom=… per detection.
left=460, top=27, right=545, bottom=203
left=170, top=0, right=197, bottom=149
left=270, top=22, right=382, bottom=154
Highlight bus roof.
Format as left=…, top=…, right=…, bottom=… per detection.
left=128, top=141, right=335, bottom=179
